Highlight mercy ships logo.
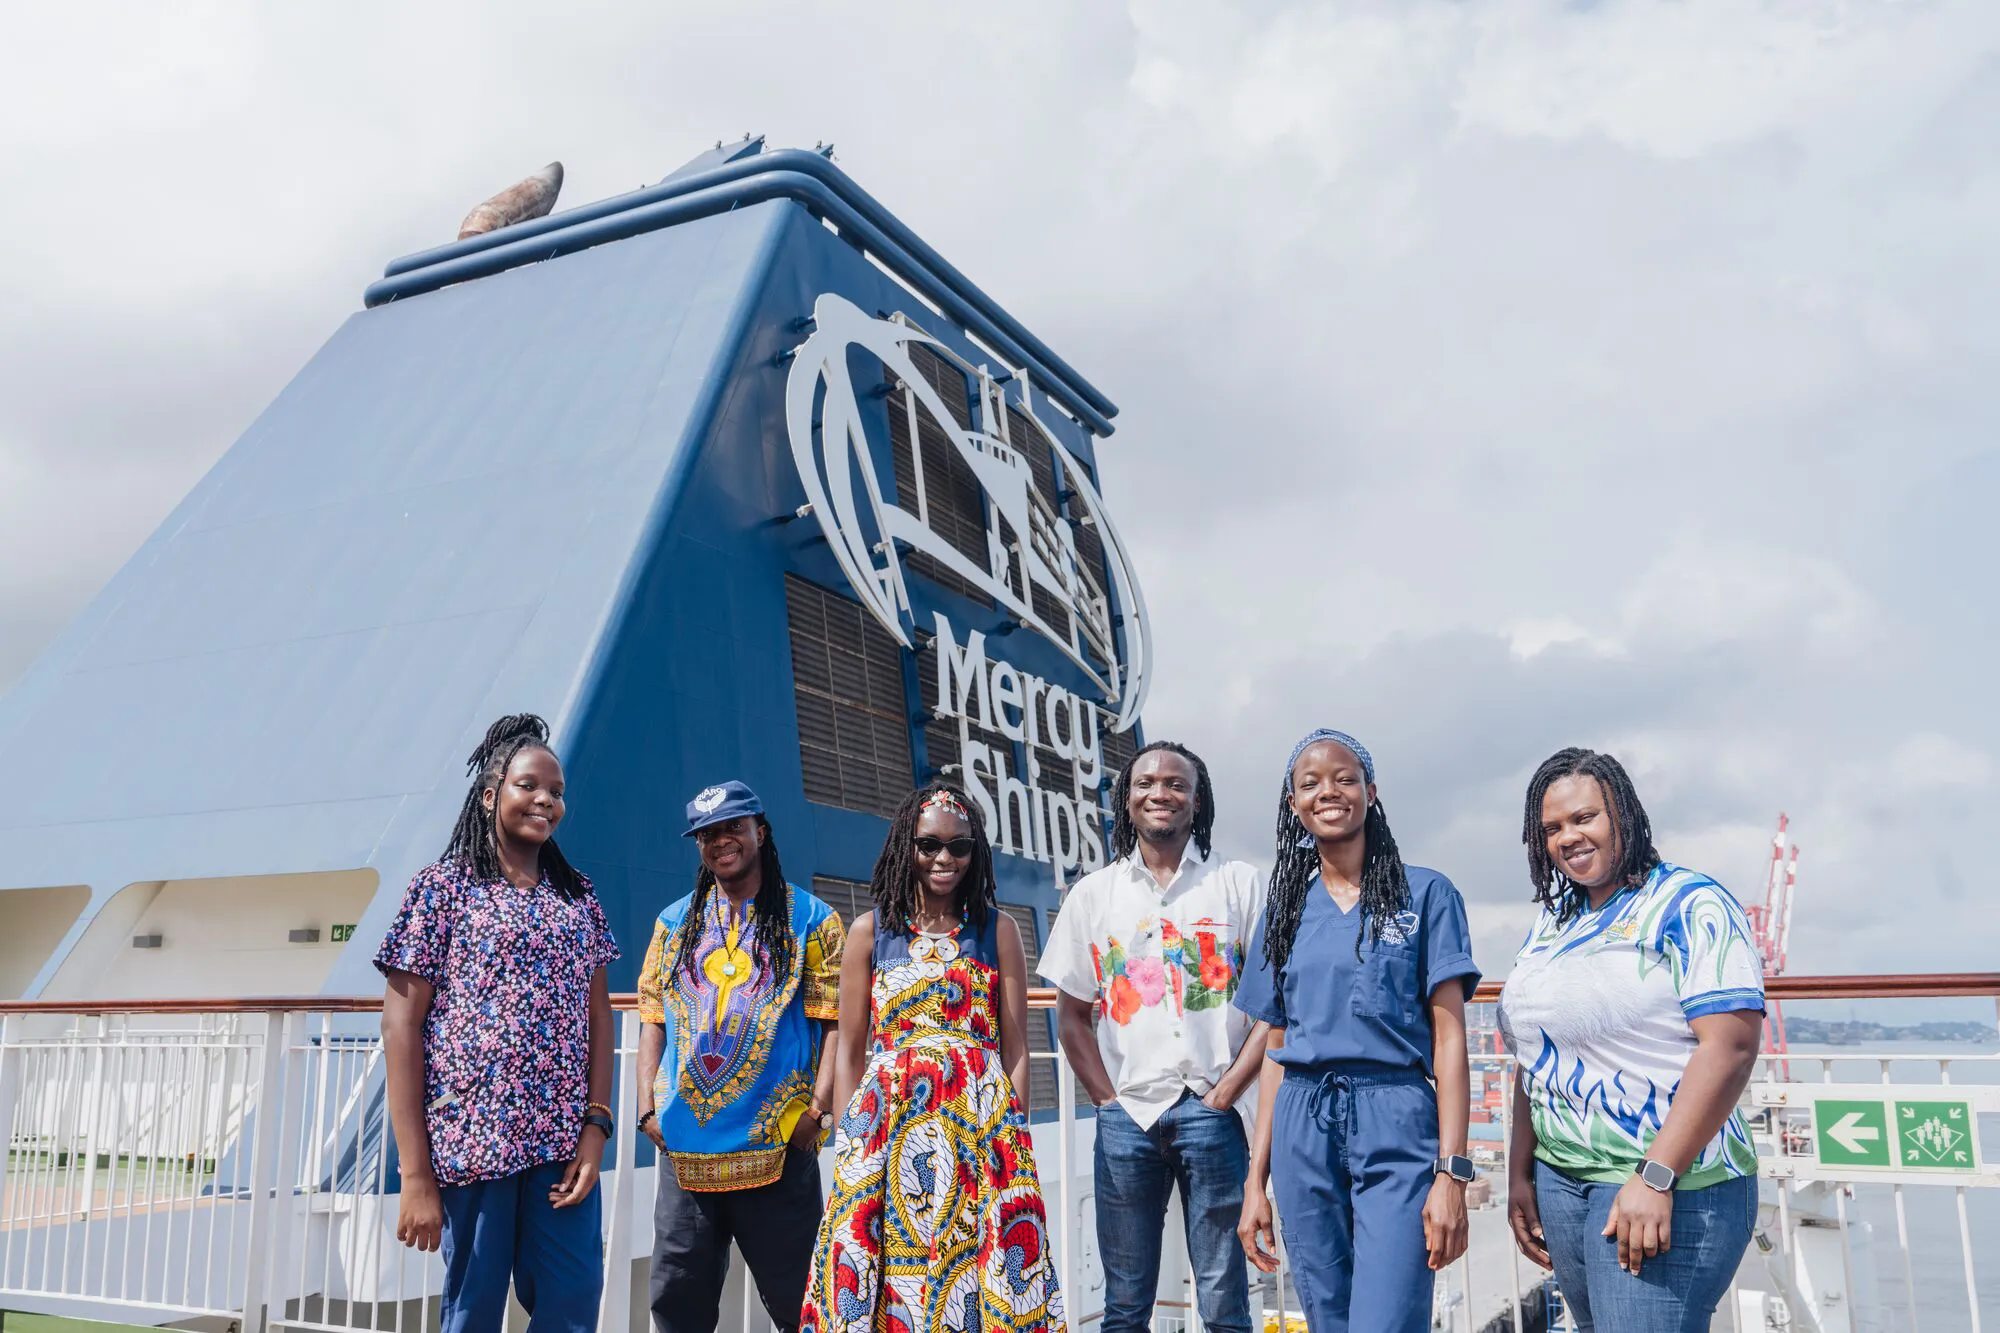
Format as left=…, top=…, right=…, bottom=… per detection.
left=785, top=293, right=1151, bottom=870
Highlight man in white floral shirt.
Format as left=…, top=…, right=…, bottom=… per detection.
left=1042, top=741, right=1268, bottom=1333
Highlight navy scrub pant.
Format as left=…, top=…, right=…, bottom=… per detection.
left=1269, top=1068, right=1437, bottom=1333
left=437, top=1159, right=603, bottom=1333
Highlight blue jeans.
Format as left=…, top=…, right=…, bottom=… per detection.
left=1095, top=1091, right=1252, bottom=1333
left=438, top=1159, right=603, bottom=1333
left=1533, top=1161, right=1756, bottom=1333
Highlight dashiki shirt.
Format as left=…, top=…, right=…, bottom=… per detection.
left=1041, top=845, right=1264, bottom=1130
left=803, top=913, right=1063, bottom=1333
left=373, top=860, right=620, bottom=1186
left=637, top=882, right=844, bottom=1191
left=1497, top=862, right=1766, bottom=1189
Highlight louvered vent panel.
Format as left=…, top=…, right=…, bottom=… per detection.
left=810, top=876, right=874, bottom=934
left=1101, top=725, right=1139, bottom=791
left=884, top=357, right=992, bottom=606
left=1033, top=745, right=1076, bottom=801
left=785, top=576, right=915, bottom=818
left=909, top=344, right=974, bottom=428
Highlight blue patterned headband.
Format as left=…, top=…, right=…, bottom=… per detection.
left=1284, top=728, right=1375, bottom=790
left=1286, top=728, right=1375, bottom=848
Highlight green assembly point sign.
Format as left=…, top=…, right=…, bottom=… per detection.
left=1894, top=1100, right=1978, bottom=1171
left=1814, top=1099, right=1891, bottom=1168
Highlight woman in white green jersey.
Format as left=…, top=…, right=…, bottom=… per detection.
left=1497, top=748, right=1764, bottom=1333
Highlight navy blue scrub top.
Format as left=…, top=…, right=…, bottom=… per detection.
left=1235, top=866, right=1480, bottom=1076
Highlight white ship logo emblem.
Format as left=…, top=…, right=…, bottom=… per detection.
left=784, top=292, right=1151, bottom=732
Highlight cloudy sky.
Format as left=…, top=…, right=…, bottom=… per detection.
left=4, top=2, right=1996, bottom=990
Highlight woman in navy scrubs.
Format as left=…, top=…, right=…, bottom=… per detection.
left=1235, top=729, right=1479, bottom=1333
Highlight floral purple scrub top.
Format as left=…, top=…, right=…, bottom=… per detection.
left=374, top=860, right=621, bottom=1186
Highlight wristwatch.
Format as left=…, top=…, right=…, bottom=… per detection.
left=816, top=1110, right=835, bottom=1133
left=1636, top=1159, right=1677, bottom=1194
left=582, top=1111, right=615, bottom=1138
left=1433, top=1154, right=1476, bottom=1183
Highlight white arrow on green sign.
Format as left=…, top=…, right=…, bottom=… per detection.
left=1813, top=1099, right=1891, bottom=1168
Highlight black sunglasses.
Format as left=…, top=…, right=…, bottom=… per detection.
left=914, top=836, right=976, bottom=859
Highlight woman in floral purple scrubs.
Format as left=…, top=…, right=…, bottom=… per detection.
left=377, top=715, right=620, bottom=1333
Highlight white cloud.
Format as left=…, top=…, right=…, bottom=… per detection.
left=1888, top=732, right=1993, bottom=791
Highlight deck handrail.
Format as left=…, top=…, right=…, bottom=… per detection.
left=3, top=972, right=1996, bottom=1016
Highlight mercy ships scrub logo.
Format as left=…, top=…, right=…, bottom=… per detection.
left=785, top=293, right=1151, bottom=871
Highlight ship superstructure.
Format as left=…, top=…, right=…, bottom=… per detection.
left=0, top=140, right=1146, bottom=1105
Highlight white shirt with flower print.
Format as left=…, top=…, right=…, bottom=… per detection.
left=1042, top=845, right=1265, bottom=1131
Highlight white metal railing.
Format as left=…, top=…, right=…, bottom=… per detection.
left=2, top=998, right=1993, bottom=1333
left=0, top=1011, right=283, bottom=1324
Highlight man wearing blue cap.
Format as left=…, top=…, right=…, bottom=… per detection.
left=635, top=781, right=846, bottom=1333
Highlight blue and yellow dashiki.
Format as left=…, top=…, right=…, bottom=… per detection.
left=637, top=883, right=844, bottom=1191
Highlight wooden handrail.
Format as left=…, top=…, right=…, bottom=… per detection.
left=3, top=973, right=1997, bottom=1017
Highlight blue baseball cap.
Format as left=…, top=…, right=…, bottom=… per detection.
left=684, top=780, right=765, bottom=836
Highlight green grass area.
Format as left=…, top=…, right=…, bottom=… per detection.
left=4, top=1151, right=214, bottom=1191
left=1, top=1314, right=162, bottom=1333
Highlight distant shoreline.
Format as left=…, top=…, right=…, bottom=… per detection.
left=1782, top=1017, right=1999, bottom=1048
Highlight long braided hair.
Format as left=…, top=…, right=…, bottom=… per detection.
left=1521, top=747, right=1662, bottom=923
left=441, top=713, right=589, bottom=899
left=1260, top=730, right=1411, bottom=970
left=669, top=813, right=797, bottom=982
left=1109, top=740, right=1216, bottom=862
left=869, top=781, right=997, bottom=937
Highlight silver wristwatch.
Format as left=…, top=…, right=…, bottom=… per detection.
left=1636, top=1159, right=1677, bottom=1193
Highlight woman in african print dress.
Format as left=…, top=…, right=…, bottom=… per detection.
left=802, top=782, right=1065, bottom=1333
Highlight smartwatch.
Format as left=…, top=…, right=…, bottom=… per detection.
left=1433, top=1154, right=1476, bottom=1184
left=582, top=1111, right=615, bottom=1138
left=1636, top=1159, right=1677, bottom=1194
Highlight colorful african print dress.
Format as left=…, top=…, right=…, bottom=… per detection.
left=802, top=912, right=1064, bottom=1333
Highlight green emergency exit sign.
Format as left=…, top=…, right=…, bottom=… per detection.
left=1813, top=1099, right=1890, bottom=1168
left=330, top=923, right=356, bottom=943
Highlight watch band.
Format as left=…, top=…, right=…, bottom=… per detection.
left=582, top=1111, right=615, bottom=1138
left=1433, top=1154, right=1477, bottom=1183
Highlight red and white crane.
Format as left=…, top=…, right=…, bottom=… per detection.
left=1743, top=813, right=1799, bottom=1066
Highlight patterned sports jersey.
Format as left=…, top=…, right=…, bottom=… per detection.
left=1497, top=862, right=1765, bottom=1189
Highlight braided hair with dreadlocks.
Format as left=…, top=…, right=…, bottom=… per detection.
left=1109, top=740, right=1215, bottom=862
left=441, top=713, right=589, bottom=900
left=669, top=814, right=798, bottom=984
left=868, top=781, right=997, bottom=937
left=1260, top=731, right=1411, bottom=970
left=1521, top=747, right=1662, bottom=923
